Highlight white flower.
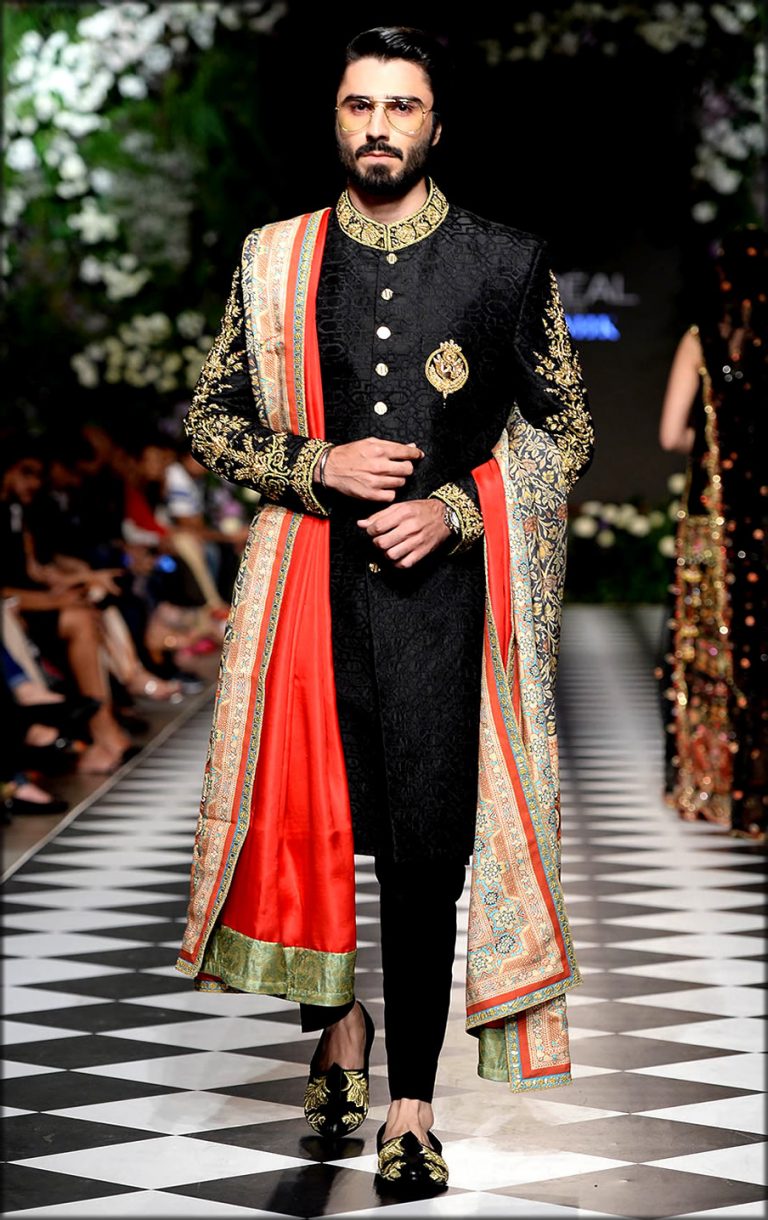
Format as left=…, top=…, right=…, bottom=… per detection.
left=628, top=516, right=651, bottom=536
left=118, top=74, right=148, bottom=100
left=572, top=516, right=598, bottom=538
left=143, top=43, right=173, bottom=73
left=658, top=535, right=677, bottom=558
left=600, top=504, right=619, bottom=524
left=649, top=510, right=666, bottom=528
left=57, top=179, right=88, bottom=199
left=596, top=529, right=616, bottom=548
left=667, top=472, right=687, bottom=495
left=176, top=309, right=206, bottom=338
left=3, top=189, right=26, bottom=226
left=580, top=500, right=603, bottom=517
left=53, top=111, right=102, bottom=137
left=692, top=200, right=717, bottom=223
left=11, top=54, right=36, bottom=85
left=737, top=1, right=757, bottom=18
left=711, top=4, right=745, bottom=34
left=71, top=352, right=99, bottom=387
left=90, top=168, right=115, bottom=194
left=6, top=137, right=38, bottom=173
left=79, top=256, right=104, bottom=283
left=60, top=152, right=87, bottom=180
left=614, top=504, right=639, bottom=529
left=20, top=30, right=43, bottom=55
left=68, top=201, right=120, bottom=243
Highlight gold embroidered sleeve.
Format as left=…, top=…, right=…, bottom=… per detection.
left=429, top=481, right=485, bottom=555
left=514, top=247, right=595, bottom=492
left=183, top=261, right=332, bottom=517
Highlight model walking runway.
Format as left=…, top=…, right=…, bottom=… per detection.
left=2, top=606, right=765, bottom=1219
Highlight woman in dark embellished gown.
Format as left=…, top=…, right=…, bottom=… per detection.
left=659, top=229, right=768, bottom=840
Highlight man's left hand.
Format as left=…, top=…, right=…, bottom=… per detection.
left=356, top=499, right=451, bottom=568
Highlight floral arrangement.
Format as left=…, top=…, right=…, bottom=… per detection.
left=3, top=1, right=284, bottom=418
left=480, top=2, right=765, bottom=229
left=566, top=472, right=686, bottom=602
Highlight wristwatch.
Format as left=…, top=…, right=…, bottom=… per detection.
left=443, top=504, right=461, bottom=539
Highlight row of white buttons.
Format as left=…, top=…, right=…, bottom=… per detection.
left=375, top=259, right=396, bottom=413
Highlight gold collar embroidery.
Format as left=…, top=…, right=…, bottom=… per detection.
left=335, top=180, right=449, bottom=253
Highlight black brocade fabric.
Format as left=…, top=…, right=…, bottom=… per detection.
left=185, top=197, right=594, bottom=864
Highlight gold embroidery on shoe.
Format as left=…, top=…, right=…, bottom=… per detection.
left=425, top=339, right=469, bottom=401
left=429, top=482, right=484, bottom=555
left=341, top=1069, right=369, bottom=1109
left=533, top=270, right=594, bottom=491
left=304, top=1075, right=330, bottom=1111
left=378, top=1136, right=407, bottom=1180
left=421, top=1146, right=449, bottom=1183
left=336, top=179, right=449, bottom=252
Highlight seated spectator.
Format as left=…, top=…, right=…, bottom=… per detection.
left=164, top=446, right=249, bottom=602
left=1, top=439, right=179, bottom=775
left=119, top=433, right=228, bottom=665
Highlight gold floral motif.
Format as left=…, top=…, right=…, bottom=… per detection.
left=304, top=1075, right=331, bottom=1111
left=378, top=1136, right=406, bottom=1180
left=429, top=482, right=484, bottom=555
left=533, top=270, right=594, bottom=491
left=421, top=1147, right=449, bottom=1184
left=336, top=179, right=449, bottom=252
left=342, top=1069, right=369, bottom=1109
left=184, top=264, right=331, bottom=516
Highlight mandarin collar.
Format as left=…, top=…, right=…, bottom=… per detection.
left=335, top=180, right=449, bottom=253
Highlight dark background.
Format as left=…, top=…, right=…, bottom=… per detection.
left=9, top=1, right=763, bottom=503
left=193, top=3, right=710, bottom=502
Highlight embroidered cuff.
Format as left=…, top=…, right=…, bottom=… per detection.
left=291, top=438, right=334, bottom=516
left=429, top=482, right=484, bottom=555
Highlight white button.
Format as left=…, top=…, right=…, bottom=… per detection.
left=386, top=252, right=398, bottom=264
left=377, top=325, right=391, bottom=340
left=374, top=401, right=388, bottom=415
left=381, top=288, right=393, bottom=301
left=375, top=362, right=389, bottom=376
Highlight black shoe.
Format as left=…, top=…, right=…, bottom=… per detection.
left=376, top=1124, right=449, bottom=1189
left=303, top=1001, right=375, bottom=1138
left=3, top=794, right=69, bottom=820
left=17, top=697, right=100, bottom=735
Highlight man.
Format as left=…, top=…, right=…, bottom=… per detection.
left=177, top=27, right=593, bottom=1188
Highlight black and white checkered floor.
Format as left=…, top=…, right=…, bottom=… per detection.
left=2, top=606, right=766, bottom=1219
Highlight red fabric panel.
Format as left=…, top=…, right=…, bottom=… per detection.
left=218, top=209, right=355, bottom=957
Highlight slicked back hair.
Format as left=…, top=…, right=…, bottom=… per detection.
left=341, top=26, right=449, bottom=120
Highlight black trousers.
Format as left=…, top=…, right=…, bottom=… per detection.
left=300, top=855, right=467, bottom=1103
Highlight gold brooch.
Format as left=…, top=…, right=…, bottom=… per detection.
left=425, top=340, right=469, bottom=401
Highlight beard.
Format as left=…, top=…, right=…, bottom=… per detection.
left=336, top=128, right=434, bottom=198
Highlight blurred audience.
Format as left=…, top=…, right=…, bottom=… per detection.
left=1, top=421, right=251, bottom=824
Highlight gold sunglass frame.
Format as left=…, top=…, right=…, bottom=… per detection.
left=335, top=96, right=433, bottom=136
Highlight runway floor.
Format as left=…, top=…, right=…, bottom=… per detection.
left=2, top=605, right=766, bottom=1218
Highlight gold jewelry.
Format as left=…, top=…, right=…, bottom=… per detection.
left=425, top=339, right=469, bottom=401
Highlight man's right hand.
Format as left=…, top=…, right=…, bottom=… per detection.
left=319, top=438, right=424, bottom=502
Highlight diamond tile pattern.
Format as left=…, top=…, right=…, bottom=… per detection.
left=2, top=607, right=765, bottom=1218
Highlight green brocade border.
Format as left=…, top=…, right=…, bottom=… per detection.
left=198, top=924, right=356, bottom=1005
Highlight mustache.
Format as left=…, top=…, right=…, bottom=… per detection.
left=355, top=141, right=403, bottom=160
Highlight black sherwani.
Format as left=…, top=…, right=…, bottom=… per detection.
left=184, top=183, right=594, bottom=865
